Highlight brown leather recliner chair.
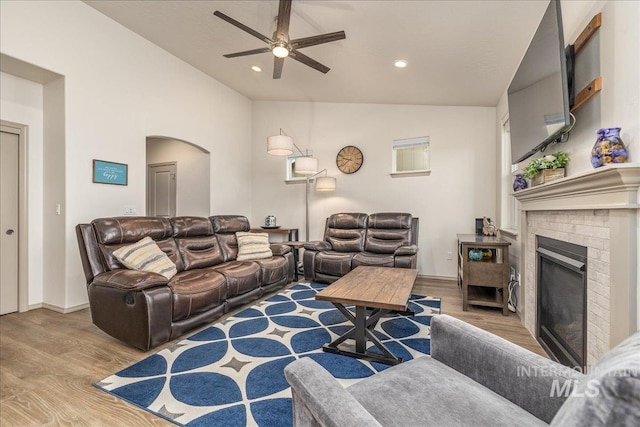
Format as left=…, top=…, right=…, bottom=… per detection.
left=76, top=215, right=294, bottom=351
left=303, top=212, right=419, bottom=283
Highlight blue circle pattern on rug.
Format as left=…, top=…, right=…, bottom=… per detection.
left=96, top=282, right=440, bottom=426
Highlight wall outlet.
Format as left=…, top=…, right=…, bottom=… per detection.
left=124, top=206, right=137, bottom=215
left=446, top=251, right=453, bottom=260
left=510, top=266, right=517, bottom=282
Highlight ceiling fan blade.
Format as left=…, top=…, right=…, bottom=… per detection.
left=273, top=57, right=285, bottom=79
left=275, top=0, right=292, bottom=40
left=291, top=31, right=346, bottom=49
left=213, top=11, right=273, bottom=44
left=289, top=51, right=330, bottom=74
left=223, top=47, right=272, bottom=58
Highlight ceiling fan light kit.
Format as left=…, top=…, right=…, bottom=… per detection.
left=271, top=41, right=290, bottom=58
left=214, top=0, right=345, bottom=79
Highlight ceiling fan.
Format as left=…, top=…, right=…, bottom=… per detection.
left=214, top=0, right=346, bottom=79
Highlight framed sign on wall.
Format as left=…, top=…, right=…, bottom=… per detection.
left=93, top=159, right=128, bottom=185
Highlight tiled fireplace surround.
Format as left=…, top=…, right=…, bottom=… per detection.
left=514, top=164, right=639, bottom=366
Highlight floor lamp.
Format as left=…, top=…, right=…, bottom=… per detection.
left=267, top=129, right=336, bottom=240
left=305, top=170, right=336, bottom=241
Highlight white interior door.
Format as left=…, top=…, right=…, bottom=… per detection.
left=147, top=162, right=176, bottom=217
left=1, top=130, right=20, bottom=315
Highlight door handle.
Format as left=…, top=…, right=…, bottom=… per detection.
left=6, top=229, right=14, bottom=235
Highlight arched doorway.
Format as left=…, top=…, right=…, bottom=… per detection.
left=146, top=136, right=210, bottom=216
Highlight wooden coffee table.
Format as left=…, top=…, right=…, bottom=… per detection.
left=315, top=266, right=418, bottom=365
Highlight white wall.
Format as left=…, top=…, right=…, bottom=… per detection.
left=146, top=138, right=210, bottom=216
left=253, top=101, right=497, bottom=278
left=497, top=0, right=640, bottom=231
left=0, top=72, right=44, bottom=306
left=496, top=0, right=640, bottom=317
left=559, top=0, right=638, bottom=175
left=499, top=0, right=639, bottom=176
left=42, top=76, right=66, bottom=309
left=1, top=1, right=252, bottom=310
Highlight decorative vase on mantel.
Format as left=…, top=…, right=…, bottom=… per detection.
left=591, top=127, right=628, bottom=168
left=513, top=173, right=528, bottom=192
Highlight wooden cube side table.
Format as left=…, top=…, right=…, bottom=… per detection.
left=457, top=234, right=511, bottom=315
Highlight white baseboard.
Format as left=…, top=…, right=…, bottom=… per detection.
left=27, top=303, right=43, bottom=311
left=40, top=302, right=90, bottom=314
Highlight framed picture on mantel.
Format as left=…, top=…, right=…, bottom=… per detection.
left=93, top=159, right=128, bottom=185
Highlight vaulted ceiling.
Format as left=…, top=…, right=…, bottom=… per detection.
left=85, top=1, right=565, bottom=106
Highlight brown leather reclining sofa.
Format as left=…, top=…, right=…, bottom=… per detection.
left=76, top=215, right=294, bottom=351
left=303, top=212, right=419, bottom=283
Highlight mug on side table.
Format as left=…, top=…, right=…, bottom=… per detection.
left=265, top=215, right=277, bottom=227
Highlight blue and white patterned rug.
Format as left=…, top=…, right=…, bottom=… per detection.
left=95, top=282, right=441, bottom=426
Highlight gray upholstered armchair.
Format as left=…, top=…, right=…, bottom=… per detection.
left=303, top=212, right=419, bottom=283
left=285, top=314, right=640, bottom=426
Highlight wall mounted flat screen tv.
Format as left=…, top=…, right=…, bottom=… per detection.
left=508, top=0, right=572, bottom=164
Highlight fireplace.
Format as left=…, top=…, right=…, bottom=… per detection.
left=514, top=165, right=639, bottom=366
left=537, top=236, right=587, bottom=369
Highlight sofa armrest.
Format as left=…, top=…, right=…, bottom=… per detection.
left=92, top=269, right=168, bottom=291
left=431, top=315, right=584, bottom=423
left=269, top=243, right=291, bottom=256
left=285, top=358, right=382, bottom=427
left=303, top=241, right=332, bottom=251
left=88, top=282, right=172, bottom=351
left=394, top=244, right=418, bottom=256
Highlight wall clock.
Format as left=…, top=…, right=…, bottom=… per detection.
left=336, top=145, right=363, bottom=174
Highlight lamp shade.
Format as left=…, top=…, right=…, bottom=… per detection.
left=267, top=135, right=294, bottom=156
left=315, top=176, right=336, bottom=192
left=294, top=156, right=319, bottom=175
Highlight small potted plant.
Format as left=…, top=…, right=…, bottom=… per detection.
left=522, top=151, right=569, bottom=186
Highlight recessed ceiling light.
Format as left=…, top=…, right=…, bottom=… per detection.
left=394, top=59, right=408, bottom=69
left=251, top=65, right=262, bottom=72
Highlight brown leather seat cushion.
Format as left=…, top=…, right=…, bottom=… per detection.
left=213, top=261, right=261, bottom=298
left=168, top=270, right=227, bottom=321
left=253, top=256, right=288, bottom=285
left=352, top=252, right=395, bottom=268
left=315, top=251, right=355, bottom=276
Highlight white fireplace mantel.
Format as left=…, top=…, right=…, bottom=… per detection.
left=514, top=163, right=640, bottom=211
left=512, top=163, right=639, bottom=364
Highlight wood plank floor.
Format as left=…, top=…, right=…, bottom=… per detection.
left=412, top=277, right=545, bottom=355
left=0, top=278, right=545, bottom=426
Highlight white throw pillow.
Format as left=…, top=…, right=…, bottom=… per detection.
left=236, top=232, right=273, bottom=261
left=113, top=236, right=177, bottom=279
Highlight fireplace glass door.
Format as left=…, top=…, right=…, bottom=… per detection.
left=537, top=236, right=587, bottom=369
